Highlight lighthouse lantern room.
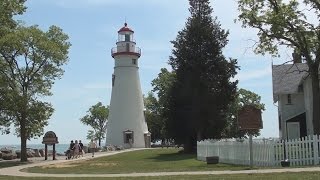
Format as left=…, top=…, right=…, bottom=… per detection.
left=107, top=23, right=150, bottom=148
left=111, top=23, right=141, bottom=58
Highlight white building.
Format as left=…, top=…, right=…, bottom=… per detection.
left=106, top=23, right=150, bottom=148
left=272, top=63, right=314, bottom=139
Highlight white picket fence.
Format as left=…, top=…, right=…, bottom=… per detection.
left=197, top=135, right=320, bottom=166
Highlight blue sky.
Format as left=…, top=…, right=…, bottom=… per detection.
left=0, top=0, right=291, bottom=145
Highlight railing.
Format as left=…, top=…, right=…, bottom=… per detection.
left=197, top=135, right=320, bottom=167
left=116, top=39, right=136, bottom=44
left=111, top=47, right=141, bottom=57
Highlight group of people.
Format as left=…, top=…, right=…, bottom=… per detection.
left=66, top=139, right=97, bottom=160
left=66, top=140, right=84, bottom=159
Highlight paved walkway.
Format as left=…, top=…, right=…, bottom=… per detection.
left=1, top=149, right=320, bottom=177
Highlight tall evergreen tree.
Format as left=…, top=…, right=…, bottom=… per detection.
left=167, top=0, right=238, bottom=152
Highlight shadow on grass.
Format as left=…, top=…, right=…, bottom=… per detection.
left=0, top=161, right=30, bottom=169
left=146, top=151, right=197, bottom=162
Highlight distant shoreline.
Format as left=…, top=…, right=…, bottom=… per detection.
left=0, top=144, right=70, bottom=154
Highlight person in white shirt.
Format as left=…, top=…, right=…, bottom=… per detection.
left=89, top=139, right=97, bottom=157
left=73, top=140, right=80, bottom=159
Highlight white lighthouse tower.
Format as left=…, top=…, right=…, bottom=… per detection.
left=106, top=23, right=150, bottom=148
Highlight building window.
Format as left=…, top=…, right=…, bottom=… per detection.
left=125, top=34, right=130, bottom=42
left=287, top=94, right=292, bottom=104
left=132, top=59, right=137, bottom=65
left=112, top=74, right=115, bottom=87
left=298, top=84, right=303, bottom=92
left=279, top=115, right=281, bottom=130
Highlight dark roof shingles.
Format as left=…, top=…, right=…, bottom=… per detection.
left=272, top=63, right=308, bottom=102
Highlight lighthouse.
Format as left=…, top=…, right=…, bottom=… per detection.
left=106, top=23, right=150, bottom=148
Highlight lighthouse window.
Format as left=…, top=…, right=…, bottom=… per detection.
left=112, top=74, right=115, bottom=87
left=132, top=59, right=137, bottom=65
left=125, top=34, right=130, bottom=41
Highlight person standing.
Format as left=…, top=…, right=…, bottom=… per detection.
left=69, top=140, right=75, bottom=150
left=79, top=140, right=84, bottom=157
left=89, top=139, right=97, bottom=157
left=73, top=140, right=80, bottom=158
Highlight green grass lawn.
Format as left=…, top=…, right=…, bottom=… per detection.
left=2, top=172, right=320, bottom=180
left=25, top=148, right=250, bottom=174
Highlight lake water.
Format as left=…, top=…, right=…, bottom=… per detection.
left=0, top=144, right=69, bottom=154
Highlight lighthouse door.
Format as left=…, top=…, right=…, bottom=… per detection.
left=123, top=130, right=134, bottom=148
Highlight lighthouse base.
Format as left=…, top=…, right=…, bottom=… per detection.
left=106, top=129, right=151, bottom=148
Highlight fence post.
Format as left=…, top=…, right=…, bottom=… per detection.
left=313, top=135, right=319, bottom=165
left=205, top=140, right=208, bottom=158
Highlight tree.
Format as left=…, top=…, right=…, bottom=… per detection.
left=0, top=0, right=26, bottom=134
left=0, top=1, right=71, bottom=162
left=224, top=88, right=265, bottom=138
left=86, top=130, right=99, bottom=142
left=0, top=0, right=26, bottom=34
left=167, top=0, right=238, bottom=152
left=144, top=68, right=177, bottom=142
left=144, top=92, right=163, bottom=142
left=151, top=68, right=177, bottom=141
left=80, top=102, right=109, bottom=147
left=237, top=0, right=320, bottom=134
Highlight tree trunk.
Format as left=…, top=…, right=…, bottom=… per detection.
left=183, top=136, right=196, bottom=153
left=20, top=115, right=28, bottom=162
left=98, top=138, right=101, bottom=147
left=311, top=71, right=320, bottom=135
left=197, top=131, right=202, bottom=141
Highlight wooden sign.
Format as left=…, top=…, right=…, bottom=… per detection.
left=42, top=131, right=59, bottom=144
left=238, top=105, right=263, bottom=130
left=42, top=131, right=59, bottom=160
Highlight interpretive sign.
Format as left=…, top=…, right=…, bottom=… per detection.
left=238, top=105, right=263, bottom=130
left=42, top=131, right=58, bottom=160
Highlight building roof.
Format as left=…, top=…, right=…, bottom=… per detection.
left=272, top=63, right=309, bottom=102
left=118, top=23, right=134, bottom=33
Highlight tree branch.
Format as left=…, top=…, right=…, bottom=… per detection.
left=307, top=0, right=320, bottom=11
left=28, top=57, right=48, bottom=83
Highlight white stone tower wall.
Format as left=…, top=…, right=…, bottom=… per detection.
left=107, top=55, right=148, bottom=148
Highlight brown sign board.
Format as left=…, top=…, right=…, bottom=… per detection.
left=42, top=131, right=59, bottom=144
left=238, top=105, right=263, bottom=130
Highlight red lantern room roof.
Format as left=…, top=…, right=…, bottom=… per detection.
left=118, top=23, right=134, bottom=33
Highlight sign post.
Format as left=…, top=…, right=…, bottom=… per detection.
left=42, top=131, right=59, bottom=160
left=238, top=105, right=263, bottom=168
left=249, top=134, right=253, bottom=168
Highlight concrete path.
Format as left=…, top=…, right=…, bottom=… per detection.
left=1, top=149, right=320, bottom=177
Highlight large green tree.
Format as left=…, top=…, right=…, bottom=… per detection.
left=144, top=68, right=176, bottom=142
left=0, top=0, right=26, bottom=133
left=0, top=0, right=26, bottom=34
left=80, top=102, right=109, bottom=147
left=144, top=92, right=163, bottom=142
left=167, top=0, right=238, bottom=152
left=0, top=1, right=71, bottom=162
left=151, top=68, right=176, bottom=141
left=224, top=88, right=265, bottom=138
left=237, top=0, right=320, bottom=134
